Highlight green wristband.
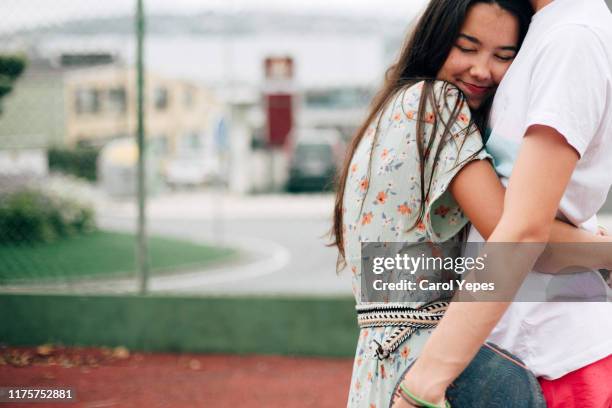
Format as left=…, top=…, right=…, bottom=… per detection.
left=399, top=383, right=451, bottom=408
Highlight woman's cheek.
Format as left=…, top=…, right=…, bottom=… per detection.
left=449, top=53, right=470, bottom=73
left=493, top=62, right=512, bottom=83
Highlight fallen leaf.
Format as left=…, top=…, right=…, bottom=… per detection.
left=112, top=346, right=130, bottom=360
left=37, top=344, right=55, bottom=356
left=189, top=359, right=201, bottom=370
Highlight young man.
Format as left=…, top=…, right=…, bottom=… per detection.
left=472, top=0, right=612, bottom=405
left=396, top=0, right=612, bottom=407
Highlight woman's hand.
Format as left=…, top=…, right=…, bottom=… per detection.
left=597, top=225, right=608, bottom=236
left=390, top=373, right=448, bottom=408
left=390, top=391, right=421, bottom=408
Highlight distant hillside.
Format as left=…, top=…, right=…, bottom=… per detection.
left=4, top=11, right=411, bottom=38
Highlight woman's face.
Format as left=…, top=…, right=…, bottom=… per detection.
left=437, top=3, right=520, bottom=110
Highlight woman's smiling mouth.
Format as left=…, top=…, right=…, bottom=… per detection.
left=458, top=79, right=493, bottom=97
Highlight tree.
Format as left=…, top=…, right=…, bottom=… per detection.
left=0, top=54, right=27, bottom=113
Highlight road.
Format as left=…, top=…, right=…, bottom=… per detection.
left=2, top=190, right=611, bottom=296
left=97, top=215, right=352, bottom=296
left=97, top=191, right=353, bottom=296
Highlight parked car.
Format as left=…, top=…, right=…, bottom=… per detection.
left=286, top=128, right=344, bottom=192
left=165, top=154, right=220, bottom=188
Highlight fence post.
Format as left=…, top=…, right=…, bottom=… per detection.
left=136, top=0, right=149, bottom=295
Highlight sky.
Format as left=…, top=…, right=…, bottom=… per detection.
left=1, top=0, right=430, bottom=34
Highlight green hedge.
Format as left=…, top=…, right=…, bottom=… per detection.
left=48, top=147, right=100, bottom=182
left=0, top=294, right=359, bottom=357
left=0, top=188, right=95, bottom=245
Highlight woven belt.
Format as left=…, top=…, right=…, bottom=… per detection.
left=356, top=301, right=449, bottom=360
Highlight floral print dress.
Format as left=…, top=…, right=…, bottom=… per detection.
left=343, top=81, right=491, bottom=408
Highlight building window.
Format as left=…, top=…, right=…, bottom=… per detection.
left=107, top=87, right=127, bottom=114
left=75, top=88, right=101, bottom=114
left=154, top=87, right=169, bottom=110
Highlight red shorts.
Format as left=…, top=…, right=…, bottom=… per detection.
left=538, top=354, right=612, bottom=408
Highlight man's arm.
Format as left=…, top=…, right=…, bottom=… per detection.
left=450, top=156, right=612, bottom=272
left=395, top=125, right=579, bottom=406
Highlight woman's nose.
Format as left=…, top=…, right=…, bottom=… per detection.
left=469, top=59, right=492, bottom=83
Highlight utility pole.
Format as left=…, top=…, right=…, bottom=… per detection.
left=136, top=0, right=149, bottom=294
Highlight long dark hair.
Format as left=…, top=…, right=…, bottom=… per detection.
left=331, top=0, right=533, bottom=270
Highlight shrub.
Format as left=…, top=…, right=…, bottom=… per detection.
left=48, top=147, right=100, bottom=182
left=0, top=54, right=26, bottom=100
left=0, top=188, right=95, bottom=245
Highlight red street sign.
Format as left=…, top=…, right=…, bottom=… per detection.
left=266, top=93, right=292, bottom=147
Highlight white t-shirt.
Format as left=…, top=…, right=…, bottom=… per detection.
left=468, top=0, right=612, bottom=379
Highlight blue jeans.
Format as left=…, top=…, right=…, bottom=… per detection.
left=392, top=342, right=546, bottom=408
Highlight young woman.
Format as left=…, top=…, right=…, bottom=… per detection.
left=330, top=0, right=612, bottom=407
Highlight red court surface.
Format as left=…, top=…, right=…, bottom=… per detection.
left=0, top=346, right=353, bottom=407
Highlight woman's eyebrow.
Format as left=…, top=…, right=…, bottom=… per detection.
left=458, top=33, right=480, bottom=44
left=499, top=45, right=518, bottom=52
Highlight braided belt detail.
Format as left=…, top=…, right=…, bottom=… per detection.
left=356, top=301, right=449, bottom=360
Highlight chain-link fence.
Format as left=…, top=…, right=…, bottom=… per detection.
left=0, top=0, right=378, bottom=297
left=3, top=1, right=609, bottom=298
left=0, top=1, right=242, bottom=295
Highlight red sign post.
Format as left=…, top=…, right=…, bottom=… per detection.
left=264, top=57, right=294, bottom=147
left=266, top=94, right=292, bottom=147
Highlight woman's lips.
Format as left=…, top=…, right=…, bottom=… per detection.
left=458, top=80, right=492, bottom=97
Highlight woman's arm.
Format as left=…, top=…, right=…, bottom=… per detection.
left=396, top=125, right=583, bottom=406
left=450, top=156, right=612, bottom=271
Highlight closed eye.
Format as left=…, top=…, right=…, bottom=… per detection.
left=456, top=45, right=477, bottom=53
left=495, top=54, right=515, bottom=61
